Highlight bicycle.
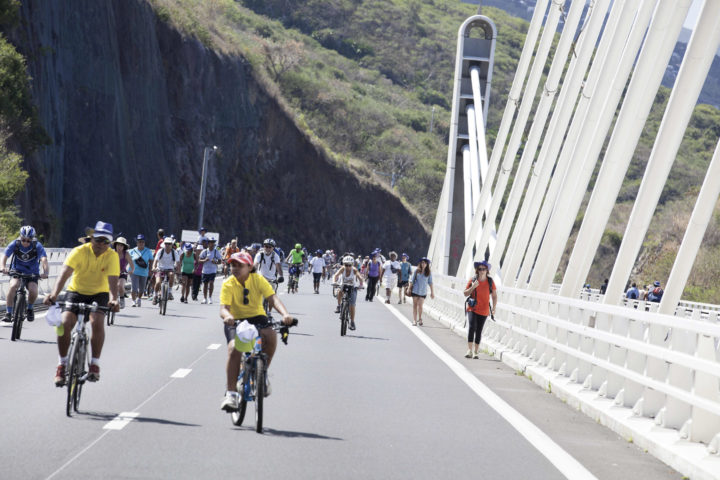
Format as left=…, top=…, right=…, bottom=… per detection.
left=334, top=283, right=363, bottom=336
left=6, top=271, right=36, bottom=341
left=287, top=266, right=300, bottom=294
left=156, top=270, right=172, bottom=315
left=55, top=300, right=111, bottom=417
left=262, top=280, right=279, bottom=317
left=230, top=318, right=298, bottom=433
left=105, top=308, right=116, bottom=326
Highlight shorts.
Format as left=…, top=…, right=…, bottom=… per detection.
left=130, top=273, right=148, bottom=293
left=155, top=269, right=174, bottom=280
left=398, top=280, right=408, bottom=288
left=62, top=291, right=110, bottom=314
left=182, top=272, right=194, bottom=280
left=223, top=315, right=273, bottom=343
left=313, top=272, right=322, bottom=282
left=383, top=275, right=398, bottom=290
left=10, top=272, right=39, bottom=284
left=411, top=292, right=426, bottom=299
left=341, top=285, right=358, bottom=306
left=202, top=273, right=216, bottom=284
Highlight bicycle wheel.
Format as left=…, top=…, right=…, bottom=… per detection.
left=66, top=335, right=81, bottom=416
left=10, top=294, right=26, bottom=341
left=340, top=302, right=348, bottom=336
left=160, top=282, right=168, bottom=315
left=73, top=343, right=87, bottom=412
left=254, top=357, right=265, bottom=433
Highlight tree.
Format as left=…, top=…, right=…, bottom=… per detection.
left=262, top=39, right=304, bottom=82
left=0, top=123, right=27, bottom=244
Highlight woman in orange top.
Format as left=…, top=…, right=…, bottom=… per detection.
left=463, top=260, right=497, bottom=359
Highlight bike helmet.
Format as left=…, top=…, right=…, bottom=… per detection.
left=295, top=243, right=302, bottom=249
left=342, top=256, right=354, bottom=265
left=19, top=225, right=35, bottom=239
left=263, top=238, right=276, bottom=247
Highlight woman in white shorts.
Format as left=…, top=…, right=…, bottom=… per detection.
left=381, top=251, right=400, bottom=304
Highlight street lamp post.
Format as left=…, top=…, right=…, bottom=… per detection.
left=198, top=145, right=217, bottom=230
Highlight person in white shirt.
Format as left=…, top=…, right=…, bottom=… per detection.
left=380, top=251, right=401, bottom=304
left=199, top=238, right=222, bottom=303
left=308, top=249, right=326, bottom=294
left=152, top=237, right=179, bottom=304
left=254, top=238, right=283, bottom=288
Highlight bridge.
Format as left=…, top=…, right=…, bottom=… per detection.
left=2, top=1, right=720, bottom=479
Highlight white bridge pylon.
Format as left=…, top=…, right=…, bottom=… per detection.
left=428, top=0, right=720, bottom=312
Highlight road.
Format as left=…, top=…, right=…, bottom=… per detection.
left=0, top=275, right=680, bottom=479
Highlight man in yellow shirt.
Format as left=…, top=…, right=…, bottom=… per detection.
left=45, top=221, right=120, bottom=386
left=219, top=251, right=294, bottom=412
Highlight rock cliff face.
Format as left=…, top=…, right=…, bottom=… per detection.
left=11, top=0, right=429, bottom=257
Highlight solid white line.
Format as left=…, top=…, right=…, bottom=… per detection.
left=45, top=431, right=112, bottom=480
left=381, top=300, right=598, bottom=480
left=103, top=412, right=140, bottom=430
left=170, top=368, right=192, bottom=378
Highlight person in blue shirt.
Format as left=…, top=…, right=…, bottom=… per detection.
left=1, top=226, right=49, bottom=322
left=398, top=253, right=412, bottom=304
left=128, top=234, right=155, bottom=307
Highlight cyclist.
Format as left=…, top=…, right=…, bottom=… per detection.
left=111, top=237, right=134, bottom=308
left=1, top=225, right=49, bottom=323
left=152, top=237, right=178, bottom=305
left=285, top=243, right=304, bottom=270
left=254, top=238, right=283, bottom=286
left=223, top=238, right=240, bottom=277
left=44, top=221, right=120, bottom=385
left=199, top=237, right=222, bottom=304
left=333, top=255, right=364, bottom=330
left=154, top=228, right=165, bottom=253
left=128, top=234, right=154, bottom=307
left=219, top=252, right=294, bottom=412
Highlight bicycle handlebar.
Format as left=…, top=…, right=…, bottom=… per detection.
left=54, top=300, right=112, bottom=313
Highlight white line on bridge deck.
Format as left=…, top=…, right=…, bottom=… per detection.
left=380, top=299, right=598, bottom=480
left=207, top=343, right=221, bottom=350
left=103, top=411, right=140, bottom=430
left=170, top=368, right=192, bottom=378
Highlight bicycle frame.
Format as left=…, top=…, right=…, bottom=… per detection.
left=9, top=272, right=34, bottom=341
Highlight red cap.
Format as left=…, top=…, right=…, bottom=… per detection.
left=229, top=252, right=253, bottom=265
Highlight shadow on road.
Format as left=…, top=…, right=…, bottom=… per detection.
left=79, top=410, right=200, bottom=427
left=14, top=338, right=56, bottom=345
left=346, top=334, right=389, bottom=341
left=258, top=428, right=343, bottom=440
left=109, top=324, right=163, bottom=331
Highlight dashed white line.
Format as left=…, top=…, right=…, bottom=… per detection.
left=103, top=412, right=140, bottom=430
left=207, top=343, right=222, bottom=350
left=381, top=300, right=598, bottom=480
left=170, top=368, right=192, bottom=378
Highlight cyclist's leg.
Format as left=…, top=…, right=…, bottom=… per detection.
left=168, top=272, right=174, bottom=288
left=260, top=327, right=278, bottom=366
left=57, top=310, right=79, bottom=357
left=226, top=342, right=242, bottom=392
left=349, top=288, right=357, bottom=324
left=5, top=277, right=19, bottom=313
left=89, top=311, right=106, bottom=358
left=27, top=280, right=39, bottom=304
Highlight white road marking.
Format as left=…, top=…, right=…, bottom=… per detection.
left=170, top=368, right=192, bottom=378
left=207, top=343, right=222, bottom=350
left=103, top=412, right=140, bottom=430
left=381, top=300, right=598, bottom=480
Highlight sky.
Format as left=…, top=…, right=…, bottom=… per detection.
left=684, top=0, right=701, bottom=29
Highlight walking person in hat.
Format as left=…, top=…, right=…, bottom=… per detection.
left=463, top=260, right=497, bottom=359
left=408, top=257, right=434, bottom=326
left=112, top=236, right=134, bottom=309
left=129, top=234, right=154, bottom=307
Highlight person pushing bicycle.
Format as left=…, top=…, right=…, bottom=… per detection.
left=44, top=221, right=120, bottom=386
left=219, top=252, right=294, bottom=412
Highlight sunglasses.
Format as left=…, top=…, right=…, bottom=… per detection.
left=263, top=245, right=273, bottom=248
left=93, top=237, right=110, bottom=245
left=20, top=238, right=31, bottom=243
left=243, top=288, right=250, bottom=305
left=477, top=267, right=487, bottom=271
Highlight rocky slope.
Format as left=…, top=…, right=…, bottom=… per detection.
left=10, top=0, right=428, bottom=256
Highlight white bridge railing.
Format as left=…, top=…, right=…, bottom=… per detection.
left=0, top=248, right=72, bottom=304
left=424, top=273, right=720, bottom=455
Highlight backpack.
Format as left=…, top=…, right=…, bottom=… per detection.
left=626, top=288, right=638, bottom=300
left=12, top=239, right=38, bottom=265
left=132, top=248, right=149, bottom=269
left=159, top=248, right=177, bottom=262
left=258, top=252, right=276, bottom=270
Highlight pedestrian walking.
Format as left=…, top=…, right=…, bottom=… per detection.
left=398, top=253, right=411, bottom=304
left=407, top=257, right=434, bottom=326
left=192, top=244, right=204, bottom=301
left=365, top=252, right=381, bottom=302
left=381, top=251, right=401, bottom=304
left=128, top=234, right=154, bottom=307
left=112, top=237, right=134, bottom=308
left=463, top=260, right=497, bottom=359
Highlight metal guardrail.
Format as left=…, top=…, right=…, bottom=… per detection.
left=424, top=273, right=720, bottom=454
left=0, top=248, right=72, bottom=304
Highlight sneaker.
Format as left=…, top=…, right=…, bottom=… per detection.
left=87, top=364, right=100, bottom=382
left=201, top=298, right=207, bottom=304
left=131, top=300, right=137, bottom=307
left=385, top=299, right=390, bottom=304
left=208, top=298, right=213, bottom=304
left=119, top=297, right=125, bottom=309
left=349, top=321, right=356, bottom=331
left=137, top=298, right=142, bottom=307
left=2, top=312, right=11, bottom=323
left=180, top=296, right=185, bottom=303
left=26, top=309, right=34, bottom=322
left=465, top=349, right=472, bottom=358
left=334, top=306, right=341, bottom=313
left=168, top=293, right=174, bottom=301
left=221, top=392, right=239, bottom=412
left=152, top=296, right=158, bottom=305
left=473, top=352, right=479, bottom=359
left=54, top=365, right=66, bottom=387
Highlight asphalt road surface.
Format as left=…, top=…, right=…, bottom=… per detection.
left=0, top=275, right=680, bottom=479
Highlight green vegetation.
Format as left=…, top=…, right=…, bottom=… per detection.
left=128, top=1, right=720, bottom=302
left=0, top=0, right=48, bottom=243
